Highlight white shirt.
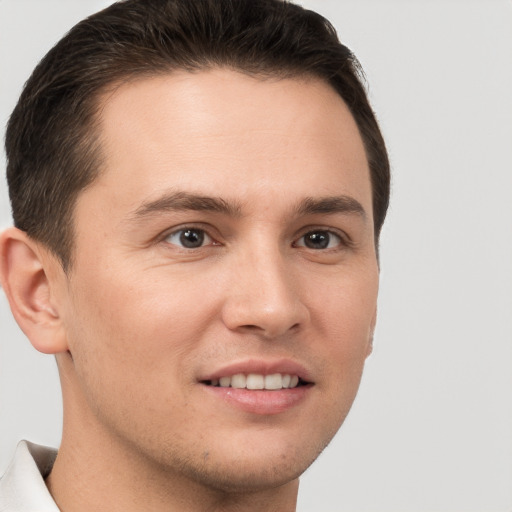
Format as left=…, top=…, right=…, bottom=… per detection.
left=0, top=441, right=59, bottom=512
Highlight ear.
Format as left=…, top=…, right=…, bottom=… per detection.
left=0, top=227, right=69, bottom=354
left=366, top=306, right=377, bottom=358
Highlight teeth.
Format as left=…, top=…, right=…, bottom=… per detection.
left=219, top=376, right=231, bottom=387
left=246, top=374, right=264, bottom=389
left=210, top=373, right=302, bottom=390
left=231, top=374, right=246, bottom=389
left=264, top=373, right=282, bottom=390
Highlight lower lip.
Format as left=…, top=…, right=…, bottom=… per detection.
left=202, top=384, right=312, bottom=415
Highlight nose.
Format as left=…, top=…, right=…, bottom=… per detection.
left=220, top=245, right=309, bottom=339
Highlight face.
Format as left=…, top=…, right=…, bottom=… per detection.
left=57, top=70, right=378, bottom=491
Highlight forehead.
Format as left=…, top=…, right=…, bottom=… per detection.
left=82, top=69, right=371, bottom=221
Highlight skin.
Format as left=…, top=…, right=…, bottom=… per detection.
left=0, top=69, right=379, bottom=511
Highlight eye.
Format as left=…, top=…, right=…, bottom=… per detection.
left=164, top=228, right=214, bottom=249
left=295, top=230, right=343, bottom=250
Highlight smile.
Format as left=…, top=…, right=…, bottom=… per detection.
left=200, top=361, right=314, bottom=414
left=204, top=373, right=304, bottom=390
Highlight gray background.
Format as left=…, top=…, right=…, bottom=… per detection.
left=1, top=1, right=511, bottom=510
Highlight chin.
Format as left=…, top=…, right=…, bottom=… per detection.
left=158, top=433, right=330, bottom=494
left=180, top=456, right=309, bottom=494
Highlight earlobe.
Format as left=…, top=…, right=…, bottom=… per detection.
left=366, top=336, right=373, bottom=357
left=366, top=307, right=377, bottom=357
left=0, top=227, right=68, bottom=354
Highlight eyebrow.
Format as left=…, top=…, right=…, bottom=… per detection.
left=295, top=196, right=367, bottom=220
left=131, top=191, right=243, bottom=219
left=130, top=191, right=366, bottom=222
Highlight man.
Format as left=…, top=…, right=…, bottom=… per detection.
left=0, top=0, right=389, bottom=510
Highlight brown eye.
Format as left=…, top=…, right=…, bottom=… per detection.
left=296, top=230, right=342, bottom=250
left=165, top=228, right=211, bottom=248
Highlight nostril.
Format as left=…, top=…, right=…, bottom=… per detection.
left=238, top=322, right=301, bottom=338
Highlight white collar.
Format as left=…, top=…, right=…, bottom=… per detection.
left=0, top=440, right=59, bottom=511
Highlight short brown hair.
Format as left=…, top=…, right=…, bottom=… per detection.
left=5, top=0, right=390, bottom=270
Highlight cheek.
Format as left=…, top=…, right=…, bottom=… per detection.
left=63, top=266, right=226, bottom=389
left=312, top=265, right=378, bottom=341
left=60, top=278, right=206, bottom=442
left=310, top=267, right=378, bottom=399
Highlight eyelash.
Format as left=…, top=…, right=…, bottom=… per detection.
left=162, top=226, right=350, bottom=251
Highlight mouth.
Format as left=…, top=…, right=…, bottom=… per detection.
left=199, top=362, right=314, bottom=415
left=201, top=373, right=310, bottom=390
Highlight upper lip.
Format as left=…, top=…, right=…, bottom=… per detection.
left=199, top=358, right=313, bottom=383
